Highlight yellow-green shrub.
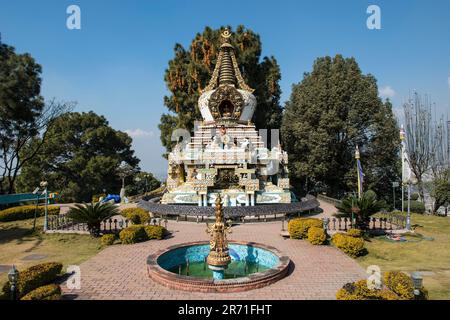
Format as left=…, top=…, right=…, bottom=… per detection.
left=119, top=225, right=147, bottom=244
left=307, top=226, right=326, bottom=245
left=331, top=233, right=365, bottom=258
left=288, top=218, right=323, bottom=239
left=144, top=225, right=166, bottom=240
left=347, top=228, right=363, bottom=237
left=1, top=262, right=62, bottom=298
left=121, top=208, right=150, bottom=224
left=92, top=193, right=106, bottom=203
left=20, top=284, right=61, bottom=300
left=336, top=280, right=399, bottom=300
left=100, top=234, right=116, bottom=246
left=383, top=271, right=415, bottom=300
left=0, top=205, right=60, bottom=222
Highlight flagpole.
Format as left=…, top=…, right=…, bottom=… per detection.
left=400, top=125, right=405, bottom=214
left=400, top=125, right=411, bottom=230
left=355, top=146, right=362, bottom=199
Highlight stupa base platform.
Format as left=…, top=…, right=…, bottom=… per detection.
left=138, top=195, right=319, bottom=218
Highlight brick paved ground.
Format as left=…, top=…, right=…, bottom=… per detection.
left=62, top=219, right=366, bottom=300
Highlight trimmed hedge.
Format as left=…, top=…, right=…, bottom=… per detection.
left=0, top=205, right=60, bottom=222
left=119, top=225, right=147, bottom=244
left=288, top=218, right=323, bottom=239
left=331, top=233, right=365, bottom=258
left=1, top=262, right=62, bottom=298
left=307, top=226, right=326, bottom=245
left=336, top=280, right=399, bottom=300
left=144, top=225, right=165, bottom=240
left=383, top=271, right=415, bottom=300
left=121, top=208, right=150, bottom=225
left=100, top=234, right=116, bottom=246
left=119, top=225, right=166, bottom=244
left=410, top=200, right=425, bottom=214
left=20, top=284, right=61, bottom=300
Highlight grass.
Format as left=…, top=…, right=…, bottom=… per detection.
left=357, top=213, right=450, bottom=299
left=0, top=216, right=102, bottom=289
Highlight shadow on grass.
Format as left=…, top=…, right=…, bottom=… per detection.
left=0, top=226, right=41, bottom=245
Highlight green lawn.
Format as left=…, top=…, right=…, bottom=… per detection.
left=357, top=213, right=450, bottom=300
left=0, top=217, right=102, bottom=289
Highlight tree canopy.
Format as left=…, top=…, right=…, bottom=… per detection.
left=0, top=42, right=70, bottom=194
left=159, top=25, right=283, bottom=156
left=281, top=55, right=400, bottom=201
left=16, top=111, right=140, bottom=202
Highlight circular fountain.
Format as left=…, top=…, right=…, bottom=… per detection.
left=146, top=196, right=290, bottom=292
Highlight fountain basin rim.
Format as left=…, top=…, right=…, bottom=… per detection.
left=147, top=241, right=291, bottom=293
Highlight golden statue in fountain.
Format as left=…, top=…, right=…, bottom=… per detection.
left=206, top=195, right=232, bottom=279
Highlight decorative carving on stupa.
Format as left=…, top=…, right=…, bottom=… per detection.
left=199, top=29, right=257, bottom=124
left=206, top=195, right=232, bottom=268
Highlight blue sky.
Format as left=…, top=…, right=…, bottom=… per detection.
left=1, top=0, right=449, bottom=178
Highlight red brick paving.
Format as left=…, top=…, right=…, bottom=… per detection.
left=62, top=220, right=366, bottom=300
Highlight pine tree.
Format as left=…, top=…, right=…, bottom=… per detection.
left=159, top=25, right=282, bottom=157
left=282, top=55, right=400, bottom=202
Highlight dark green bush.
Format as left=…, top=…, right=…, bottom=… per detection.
left=20, top=284, right=61, bottom=300
left=410, top=193, right=420, bottom=201
left=0, top=205, right=60, bottom=222
left=409, top=200, right=425, bottom=214
left=1, top=262, right=63, bottom=298
left=288, top=218, right=323, bottom=239
left=119, top=225, right=147, bottom=244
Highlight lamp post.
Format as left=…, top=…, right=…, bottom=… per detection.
left=322, top=218, right=329, bottom=235
left=411, top=272, right=423, bottom=299
left=406, top=182, right=411, bottom=230
left=8, top=265, right=19, bottom=300
left=40, top=181, right=48, bottom=232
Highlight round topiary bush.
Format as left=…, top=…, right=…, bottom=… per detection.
left=288, top=218, right=323, bottom=239
left=121, top=208, right=150, bottom=224
left=307, top=226, right=327, bottom=245
left=331, top=233, right=365, bottom=258
left=383, top=271, right=415, bottom=300
left=119, top=225, right=147, bottom=244
left=100, top=234, right=116, bottom=246
left=347, top=228, right=363, bottom=237
left=20, top=284, right=61, bottom=300
left=144, top=225, right=166, bottom=240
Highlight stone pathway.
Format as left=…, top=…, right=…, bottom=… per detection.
left=62, top=220, right=366, bottom=300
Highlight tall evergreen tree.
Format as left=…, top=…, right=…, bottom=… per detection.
left=159, top=25, right=282, bottom=156
left=282, top=55, right=399, bottom=202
